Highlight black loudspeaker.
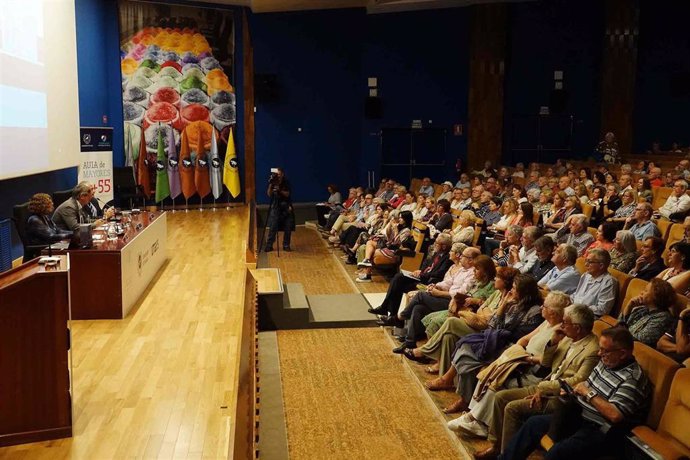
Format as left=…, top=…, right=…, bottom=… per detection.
left=254, top=73, right=280, bottom=103
left=365, top=96, right=383, bottom=119
left=549, top=89, right=568, bottom=114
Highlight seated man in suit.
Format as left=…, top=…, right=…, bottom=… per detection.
left=368, top=233, right=453, bottom=326
left=52, top=182, right=113, bottom=231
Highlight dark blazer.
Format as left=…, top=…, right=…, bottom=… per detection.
left=26, top=214, right=72, bottom=246
left=635, top=258, right=666, bottom=281
left=419, top=250, right=452, bottom=284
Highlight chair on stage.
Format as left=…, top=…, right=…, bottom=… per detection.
left=113, top=167, right=143, bottom=209
left=11, top=202, right=48, bottom=262
left=51, top=189, right=73, bottom=208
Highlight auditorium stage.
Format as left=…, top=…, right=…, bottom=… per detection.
left=0, top=208, right=255, bottom=459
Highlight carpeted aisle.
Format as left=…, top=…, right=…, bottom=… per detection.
left=276, top=328, right=467, bottom=460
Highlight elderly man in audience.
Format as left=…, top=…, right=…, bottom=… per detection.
left=658, top=179, right=690, bottom=221
left=456, top=173, right=471, bottom=189
left=624, top=202, right=660, bottom=241
left=450, top=188, right=465, bottom=210
left=378, top=180, right=396, bottom=201
left=618, top=174, right=633, bottom=192
left=368, top=233, right=453, bottom=321
left=557, top=176, right=575, bottom=196
left=553, top=214, right=594, bottom=257
left=510, top=226, right=542, bottom=274
left=649, top=167, right=663, bottom=187
left=571, top=248, right=617, bottom=317
left=418, top=177, right=434, bottom=197
left=529, top=236, right=556, bottom=282
left=393, top=246, right=480, bottom=352
left=491, top=225, right=524, bottom=267
left=525, top=171, right=540, bottom=192
left=628, top=236, right=666, bottom=280
left=512, top=163, right=525, bottom=178
left=471, top=304, right=599, bottom=459
left=501, top=327, right=649, bottom=460
left=449, top=292, right=571, bottom=440
left=538, top=244, right=581, bottom=295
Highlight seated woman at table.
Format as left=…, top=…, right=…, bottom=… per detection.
left=26, top=193, right=73, bottom=247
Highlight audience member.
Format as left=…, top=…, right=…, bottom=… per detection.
left=583, top=222, right=616, bottom=258
left=658, top=180, right=690, bottom=221
left=510, top=227, right=542, bottom=274
left=657, top=307, right=690, bottom=363
left=657, top=241, right=690, bottom=295
left=629, top=236, right=666, bottom=280
left=571, top=248, right=617, bottom=316
left=529, top=236, right=556, bottom=282
left=538, top=244, right=581, bottom=295
left=451, top=210, right=477, bottom=245
left=624, top=202, right=661, bottom=240
left=636, top=177, right=653, bottom=203
left=618, top=278, right=676, bottom=346
left=438, top=181, right=454, bottom=202
left=553, top=214, right=594, bottom=256
left=473, top=304, right=599, bottom=459
left=356, top=210, right=416, bottom=282
left=490, top=225, right=524, bottom=267
left=501, top=327, right=649, bottom=460
left=418, top=177, right=434, bottom=196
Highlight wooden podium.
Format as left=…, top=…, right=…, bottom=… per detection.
left=0, top=256, right=72, bottom=446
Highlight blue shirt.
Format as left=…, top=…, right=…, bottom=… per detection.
left=572, top=272, right=618, bottom=317
left=628, top=220, right=661, bottom=241
left=538, top=265, right=581, bottom=295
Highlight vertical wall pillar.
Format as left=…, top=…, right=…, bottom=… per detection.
left=243, top=10, right=256, bottom=203
left=467, top=3, right=507, bottom=171
left=600, top=0, right=639, bottom=156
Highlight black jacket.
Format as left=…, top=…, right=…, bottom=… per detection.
left=634, top=258, right=666, bottom=281
left=419, top=250, right=452, bottom=284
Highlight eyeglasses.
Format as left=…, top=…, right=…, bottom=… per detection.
left=584, top=259, right=602, bottom=265
left=598, top=348, right=623, bottom=356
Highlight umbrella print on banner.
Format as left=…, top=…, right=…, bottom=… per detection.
left=223, top=128, right=240, bottom=198
left=209, top=129, right=223, bottom=200
left=166, top=124, right=181, bottom=200
left=179, top=129, right=196, bottom=199
left=155, top=125, right=170, bottom=203
left=137, top=126, right=151, bottom=198
left=194, top=123, right=211, bottom=199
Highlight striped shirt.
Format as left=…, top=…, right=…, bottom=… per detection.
left=578, top=360, right=649, bottom=430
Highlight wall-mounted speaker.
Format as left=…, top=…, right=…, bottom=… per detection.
left=365, top=96, right=383, bottom=119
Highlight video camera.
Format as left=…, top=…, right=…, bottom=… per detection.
left=269, top=167, right=281, bottom=186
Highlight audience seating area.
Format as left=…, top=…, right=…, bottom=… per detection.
left=319, top=155, right=690, bottom=459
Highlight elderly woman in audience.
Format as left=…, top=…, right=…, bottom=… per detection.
left=393, top=245, right=479, bottom=353
left=25, top=193, right=73, bottom=250
left=636, top=177, right=653, bottom=203
left=428, top=199, right=453, bottom=237
left=629, top=236, right=666, bottom=281
left=451, top=188, right=468, bottom=210
left=398, top=191, right=418, bottom=213
left=451, top=210, right=477, bottom=245
left=438, top=181, right=454, bottom=202
left=583, top=221, right=617, bottom=259
left=542, top=191, right=568, bottom=231
left=489, top=198, right=520, bottom=236
left=534, top=189, right=552, bottom=216
left=447, top=291, right=570, bottom=438
left=424, top=274, right=543, bottom=414
left=420, top=196, right=436, bottom=223
left=657, top=242, right=690, bottom=295
left=422, top=255, right=498, bottom=338
left=356, top=210, right=415, bottom=282
left=609, top=230, right=639, bottom=273
left=407, top=265, right=515, bottom=375
left=412, top=194, right=427, bottom=221
left=389, top=185, right=408, bottom=209
left=657, top=307, right=690, bottom=363
left=483, top=197, right=503, bottom=227
left=618, top=278, right=676, bottom=347
left=575, top=184, right=589, bottom=205
left=605, top=188, right=637, bottom=225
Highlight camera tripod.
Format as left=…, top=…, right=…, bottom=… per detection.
left=259, top=189, right=282, bottom=257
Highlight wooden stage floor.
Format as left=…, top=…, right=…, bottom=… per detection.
left=0, top=209, right=251, bottom=459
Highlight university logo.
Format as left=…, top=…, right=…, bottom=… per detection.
left=156, top=160, right=165, bottom=171
left=82, top=133, right=91, bottom=145
left=230, top=158, right=238, bottom=169
left=212, top=158, right=221, bottom=168
left=182, top=159, right=193, bottom=168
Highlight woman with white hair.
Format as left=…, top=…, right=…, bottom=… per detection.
left=609, top=230, right=638, bottom=273
left=438, top=181, right=454, bottom=202
left=451, top=210, right=476, bottom=245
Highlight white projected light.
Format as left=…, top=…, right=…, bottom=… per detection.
left=0, top=0, right=80, bottom=180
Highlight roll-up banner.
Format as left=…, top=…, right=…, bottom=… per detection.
left=79, top=127, right=114, bottom=203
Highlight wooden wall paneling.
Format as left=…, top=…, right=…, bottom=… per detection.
left=467, top=3, right=508, bottom=171
left=600, top=0, right=639, bottom=156
left=243, top=10, right=256, bottom=203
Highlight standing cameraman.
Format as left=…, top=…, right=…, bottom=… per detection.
left=265, top=168, right=294, bottom=252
